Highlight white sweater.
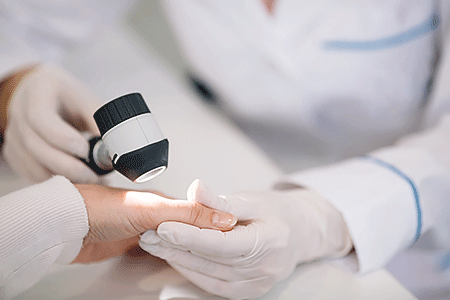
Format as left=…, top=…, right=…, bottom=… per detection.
left=0, top=176, right=89, bottom=299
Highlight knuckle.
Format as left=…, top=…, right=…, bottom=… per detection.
left=189, top=204, right=205, bottom=226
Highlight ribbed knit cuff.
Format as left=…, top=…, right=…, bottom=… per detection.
left=0, top=176, right=89, bottom=274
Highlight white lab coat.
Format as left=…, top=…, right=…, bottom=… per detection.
left=162, top=0, right=450, bottom=170
left=2, top=0, right=450, bottom=298
left=0, top=0, right=134, bottom=79
left=161, top=0, right=450, bottom=297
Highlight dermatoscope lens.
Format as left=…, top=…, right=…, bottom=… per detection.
left=135, top=166, right=167, bottom=183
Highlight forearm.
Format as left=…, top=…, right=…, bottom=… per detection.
left=283, top=114, right=450, bottom=273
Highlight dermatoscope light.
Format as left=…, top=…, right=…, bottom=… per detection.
left=83, top=93, right=169, bottom=183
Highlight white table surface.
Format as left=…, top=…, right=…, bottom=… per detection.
left=2, top=21, right=416, bottom=300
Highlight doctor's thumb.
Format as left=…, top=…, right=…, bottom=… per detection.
left=187, top=179, right=231, bottom=213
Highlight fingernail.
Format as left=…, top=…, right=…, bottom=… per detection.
left=212, top=211, right=237, bottom=229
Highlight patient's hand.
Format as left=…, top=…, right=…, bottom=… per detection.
left=72, top=184, right=237, bottom=263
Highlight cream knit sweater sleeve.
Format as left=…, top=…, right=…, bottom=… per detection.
left=0, top=176, right=89, bottom=299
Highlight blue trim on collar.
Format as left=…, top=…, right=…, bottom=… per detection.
left=323, top=12, right=439, bottom=51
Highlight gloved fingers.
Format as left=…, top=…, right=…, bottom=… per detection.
left=24, top=64, right=100, bottom=136
left=139, top=242, right=263, bottom=282
left=187, top=179, right=229, bottom=210
left=58, top=73, right=101, bottom=135
left=140, top=230, right=162, bottom=245
left=188, top=179, right=255, bottom=218
left=141, top=230, right=209, bottom=257
left=18, top=121, right=99, bottom=183
left=156, top=221, right=259, bottom=258
left=141, top=230, right=198, bottom=253
left=3, top=126, right=52, bottom=182
left=22, top=65, right=99, bottom=159
left=170, top=262, right=275, bottom=300
left=28, top=104, right=92, bottom=160
left=141, top=230, right=200, bottom=251
left=141, top=229, right=260, bottom=266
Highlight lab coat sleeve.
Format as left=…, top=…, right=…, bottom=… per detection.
left=282, top=114, right=450, bottom=274
left=0, top=176, right=89, bottom=299
left=0, top=0, right=133, bottom=81
left=0, top=36, right=40, bottom=82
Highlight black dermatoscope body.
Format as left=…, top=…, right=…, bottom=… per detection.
left=83, top=93, right=169, bottom=183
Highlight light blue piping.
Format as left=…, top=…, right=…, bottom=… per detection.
left=361, top=155, right=422, bottom=244
left=323, top=12, right=439, bottom=51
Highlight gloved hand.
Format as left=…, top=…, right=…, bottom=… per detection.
left=3, top=64, right=101, bottom=183
left=140, top=180, right=353, bottom=299
left=72, top=183, right=237, bottom=264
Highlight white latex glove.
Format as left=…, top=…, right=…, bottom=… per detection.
left=140, top=180, right=353, bottom=299
left=3, top=64, right=101, bottom=183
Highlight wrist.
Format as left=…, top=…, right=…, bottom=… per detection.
left=305, top=188, right=353, bottom=257
left=283, top=188, right=353, bottom=261
left=74, top=184, right=129, bottom=244
left=324, top=202, right=353, bottom=257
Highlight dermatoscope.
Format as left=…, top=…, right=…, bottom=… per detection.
left=82, top=93, right=169, bottom=183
